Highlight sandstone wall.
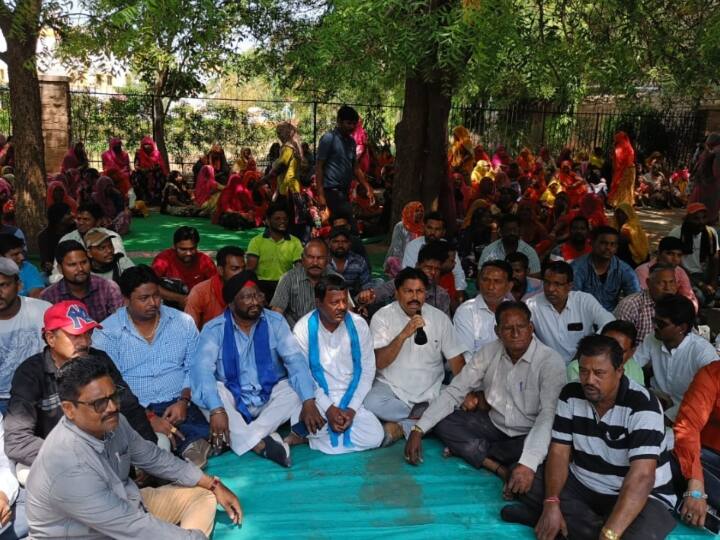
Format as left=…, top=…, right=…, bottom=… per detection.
left=39, top=75, right=70, bottom=175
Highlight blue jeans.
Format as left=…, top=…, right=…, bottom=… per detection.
left=146, top=400, right=209, bottom=455
left=0, top=488, right=28, bottom=540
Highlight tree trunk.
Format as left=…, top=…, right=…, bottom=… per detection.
left=0, top=0, right=46, bottom=252
left=152, top=69, right=170, bottom=168
left=393, top=73, right=453, bottom=233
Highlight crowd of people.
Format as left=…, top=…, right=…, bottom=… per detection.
left=0, top=104, right=718, bottom=538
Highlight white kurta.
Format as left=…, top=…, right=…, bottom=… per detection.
left=293, top=311, right=383, bottom=454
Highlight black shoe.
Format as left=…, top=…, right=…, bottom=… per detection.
left=261, top=432, right=292, bottom=468
left=409, top=401, right=429, bottom=419
left=500, top=503, right=536, bottom=526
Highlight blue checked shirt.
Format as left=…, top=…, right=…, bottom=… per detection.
left=191, top=309, right=316, bottom=413
left=329, top=251, right=372, bottom=295
left=571, top=254, right=640, bottom=312
left=92, top=305, right=198, bottom=406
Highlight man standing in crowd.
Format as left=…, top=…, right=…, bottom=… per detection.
left=151, top=226, right=217, bottom=309
left=292, top=275, right=383, bottom=453
left=271, top=239, right=333, bottom=329
left=0, top=233, right=43, bottom=297
left=401, top=211, right=467, bottom=295
left=84, top=228, right=134, bottom=284
left=92, top=266, right=211, bottom=467
left=41, top=240, right=124, bottom=323
left=185, top=246, right=245, bottom=329
left=527, top=261, right=614, bottom=364
left=454, top=260, right=513, bottom=362
left=365, top=268, right=465, bottom=446
left=26, top=357, right=242, bottom=538
left=635, top=236, right=698, bottom=311
left=669, top=203, right=720, bottom=307
left=0, top=257, right=51, bottom=414
left=549, top=215, right=592, bottom=263
left=571, top=225, right=640, bottom=311
left=634, top=293, right=717, bottom=420
left=615, top=263, right=677, bottom=343
left=191, top=271, right=323, bottom=467
left=506, top=252, right=542, bottom=302
left=315, top=105, right=375, bottom=220
left=327, top=227, right=372, bottom=297
left=51, top=202, right=128, bottom=283
left=406, top=302, right=565, bottom=498
left=5, top=301, right=154, bottom=479
left=479, top=214, right=541, bottom=275
left=246, top=204, right=303, bottom=300
left=503, top=335, right=677, bottom=539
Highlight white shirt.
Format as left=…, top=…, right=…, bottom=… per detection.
left=526, top=291, right=615, bottom=364
left=479, top=239, right=541, bottom=274
left=370, top=302, right=465, bottom=405
left=50, top=228, right=129, bottom=284
left=0, top=417, right=18, bottom=505
left=635, top=332, right=718, bottom=419
left=0, top=296, right=52, bottom=398
left=401, top=236, right=467, bottom=291
left=669, top=225, right=719, bottom=275
left=294, top=311, right=375, bottom=413
left=453, top=294, right=512, bottom=362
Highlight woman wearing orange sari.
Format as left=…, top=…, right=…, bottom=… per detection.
left=384, top=201, right=424, bottom=277
left=447, top=126, right=475, bottom=220
left=608, top=131, right=636, bottom=207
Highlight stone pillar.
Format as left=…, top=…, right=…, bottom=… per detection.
left=38, top=74, right=71, bottom=175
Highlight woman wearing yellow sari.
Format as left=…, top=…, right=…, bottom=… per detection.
left=614, top=202, right=649, bottom=267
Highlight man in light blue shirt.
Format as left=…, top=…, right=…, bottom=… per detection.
left=191, top=271, right=322, bottom=468
left=571, top=226, right=640, bottom=311
left=92, top=265, right=211, bottom=467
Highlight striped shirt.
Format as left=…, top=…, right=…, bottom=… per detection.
left=552, top=377, right=676, bottom=507
left=270, top=265, right=339, bottom=329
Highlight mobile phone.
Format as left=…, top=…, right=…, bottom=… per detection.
left=291, top=421, right=309, bottom=438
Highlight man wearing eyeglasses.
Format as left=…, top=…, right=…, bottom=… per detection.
left=26, top=356, right=242, bottom=539
left=4, top=300, right=154, bottom=484
left=634, top=294, right=717, bottom=421
left=191, top=271, right=322, bottom=467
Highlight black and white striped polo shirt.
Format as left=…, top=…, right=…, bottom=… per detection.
left=552, top=376, right=676, bottom=507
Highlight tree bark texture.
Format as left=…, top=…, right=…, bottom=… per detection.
left=0, top=0, right=47, bottom=251
left=393, top=74, right=453, bottom=233
left=152, top=69, right=170, bottom=168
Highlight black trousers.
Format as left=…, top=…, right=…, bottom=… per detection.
left=325, top=188, right=354, bottom=226
left=433, top=409, right=526, bottom=469
left=516, top=465, right=676, bottom=540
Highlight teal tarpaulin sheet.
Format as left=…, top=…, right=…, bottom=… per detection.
left=206, top=438, right=715, bottom=539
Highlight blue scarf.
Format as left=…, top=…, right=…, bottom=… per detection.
left=308, top=310, right=362, bottom=448
left=222, top=308, right=278, bottom=423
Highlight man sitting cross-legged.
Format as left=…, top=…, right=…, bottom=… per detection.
left=501, top=335, right=677, bottom=540
left=405, top=301, right=565, bottom=498
left=291, top=275, right=383, bottom=454
left=365, top=267, right=466, bottom=447
left=5, top=301, right=154, bottom=484
left=26, top=357, right=242, bottom=539
left=191, top=271, right=323, bottom=467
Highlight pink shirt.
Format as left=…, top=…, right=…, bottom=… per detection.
left=635, top=258, right=699, bottom=312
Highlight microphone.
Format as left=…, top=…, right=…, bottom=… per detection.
left=414, top=309, right=427, bottom=345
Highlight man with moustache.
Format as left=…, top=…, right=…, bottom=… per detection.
left=291, top=274, right=383, bottom=453
left=327, top=228, right=372, bottom=297
left=406, top=302, right=565, bottom=497
left=502, top=335, right=677, bottom=540
left=549, top=216, right=592, bottom=263
left=84, top=228, right=134, bottom=284
left=365, top=267, right=466, bottom=447
left=0, top=258, right=51, bottom=415
left=479, top=214, right=542, bottom=274
left=5, top=301, right=154, bottom=479
left=271, top=239, right=336, bottom=329
left=26, top=357, right=243, bottom=538
left=92, top=266, right=211, bottom=467
left=191, top=271, right=322, bottom=467
left=41, top=240, right=124, bottom=323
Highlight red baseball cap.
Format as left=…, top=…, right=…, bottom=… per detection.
left=43, top=301, right=102, bottom=335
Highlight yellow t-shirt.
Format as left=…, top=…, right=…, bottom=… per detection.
left=276, top=145, right=300, bottom=195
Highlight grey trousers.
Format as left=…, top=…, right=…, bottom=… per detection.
left=363, top=381, right=415, bottom=438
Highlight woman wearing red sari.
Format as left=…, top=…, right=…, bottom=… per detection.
left=214, top=173, right=255, bottom=229
left=556, top=160, right=588, bottom=208
left=607, top=131, right=636, bottom=208
left=101, top=138, right=131, bottom=195
left=60, top=142, right=89, bottom=173
left=46, top=179, right=78, bottom=214
left=133, top=136, right=168, bottom=204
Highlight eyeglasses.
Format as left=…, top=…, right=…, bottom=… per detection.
left=71, top=386, right=124, bottom=413
left=236, top=292, right=266, bottom=304
left=652, top=317, right=671, bottom=330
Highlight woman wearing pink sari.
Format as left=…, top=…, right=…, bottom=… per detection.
left=194, top=164, right=223, bottom=215
left=102, top=138, right=131, bottom=195
left=352, top=118, right=370, bottom=174
left=133, top=136, right=168, bottom=204
left=214, top=173, right=255, bottom=229
left=60, top=142, right=89, bottom=173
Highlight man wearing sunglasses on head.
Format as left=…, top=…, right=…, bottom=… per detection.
left=26, top=356, right=242, bottom=539
left=4, top=300, right=155, bottom=484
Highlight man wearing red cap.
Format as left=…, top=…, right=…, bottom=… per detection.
left=4, top=300, right=154, bottom=477
left=669, top=203, right=720, bottom=306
